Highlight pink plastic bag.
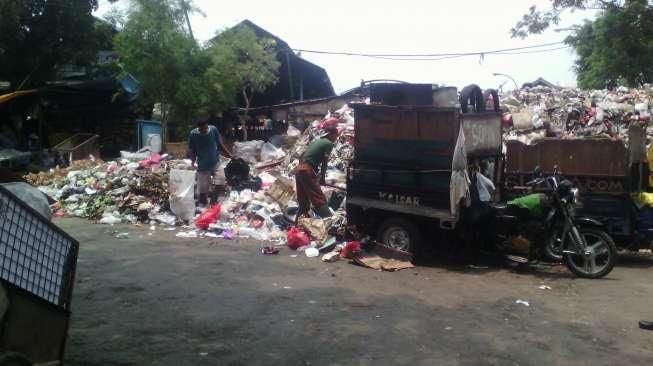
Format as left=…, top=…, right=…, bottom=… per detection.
left=195, top=203, right=221, bottom=229
left=139, top=153, right=162, bottom=168
left=287, top=227, right=310, bottom=250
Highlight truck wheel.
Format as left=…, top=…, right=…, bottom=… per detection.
left=376, top=217, right=422, bottom=255
left=0, top=353, right=32, bottom=366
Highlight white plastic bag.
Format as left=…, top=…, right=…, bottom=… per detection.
left=286, top=125, right=301, bottom=137
left=260, top=142, right=286, bottom=162
left=212, top=159, right=229, bottom=186
left=234, top=140, right=264, bottom=163
left=169, top=169, right=196, bottom=221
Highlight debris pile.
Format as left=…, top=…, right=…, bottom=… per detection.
left=24, top=104, right=359, bottom=255
left=25, top=155, right=176, bottom=224
left=501, top=84, right=653, bottom=145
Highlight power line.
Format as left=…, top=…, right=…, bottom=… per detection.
left=289, top=44, right=571, bottom=62
left=290, top=41, right=565, bottom=58
left=494, top=46, right=571, bottom=55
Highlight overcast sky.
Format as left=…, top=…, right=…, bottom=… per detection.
left=96, top=0, right=596, bottom=93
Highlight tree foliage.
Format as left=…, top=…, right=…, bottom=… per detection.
left=114, top=0, right=212, bottom=138
left=207, top=25, right=280, bottom=115
left=567, top=1, right=653, bottom=88
left=511, top=1, right=624, bottom=38
left=0, top=0, right=104, bottom=90
left=115, top=2, right=280, bottom=140
left=512, top=0, right=653, bottom=88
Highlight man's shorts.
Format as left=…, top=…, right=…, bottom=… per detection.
left=196, top=165, right=221, bottom=195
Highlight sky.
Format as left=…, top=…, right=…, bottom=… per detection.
left=95, top=0, right=597, bottom=93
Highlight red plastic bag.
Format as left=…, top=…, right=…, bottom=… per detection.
left=195, top=203, right=221, bottom=229
left=287, top=226, right=310, bottom=250
left=340, top=241, right=361, bottom=259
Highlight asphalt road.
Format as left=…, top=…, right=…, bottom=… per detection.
left=57, top=218, right=653, bottom=366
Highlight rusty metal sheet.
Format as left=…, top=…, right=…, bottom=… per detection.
left=505, top=139, right=627, bottom=177
left=462, top=112, right=502, bottom=156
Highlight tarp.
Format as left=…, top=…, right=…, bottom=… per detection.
left=450, top=126, right=470, bottom=216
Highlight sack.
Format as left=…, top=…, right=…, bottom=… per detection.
left=265, top=177, right=295, bottom=207
left=298, top=217, right=332, bottom=243
left=196, top=203, right=221, bottom=229
left=287, top=226, right=310, bottom=250
left=2, top=182, right=52, bottom=221
left=169, top=169, right=196, bottom=221
left=212, top=159, right=229, bottom=186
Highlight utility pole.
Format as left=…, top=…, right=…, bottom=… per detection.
left=181, top=0, right=195, bottom=42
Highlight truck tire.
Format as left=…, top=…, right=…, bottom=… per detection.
left=0, top=353, right=32, bottom=366
left=376, top=217, right=422, bottom=256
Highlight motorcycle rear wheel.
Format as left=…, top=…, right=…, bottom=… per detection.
left=564, top=228, right=617, bottom=279
left=544, top=234, right=564, bottom=262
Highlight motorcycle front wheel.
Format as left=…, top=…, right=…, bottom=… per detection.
left=563, top=228, right=617, bottom=279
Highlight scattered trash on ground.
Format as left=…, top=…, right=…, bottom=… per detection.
left=352, top=243, right=414, bottom=272
left=515, top=299, right=531, bottom=307
left=261, top=246, right=279, bottom=255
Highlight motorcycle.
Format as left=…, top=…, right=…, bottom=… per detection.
left=492, top=167, right=617, bottom=278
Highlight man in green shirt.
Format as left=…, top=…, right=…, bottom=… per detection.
left=295, top=118, right=339, bottom=222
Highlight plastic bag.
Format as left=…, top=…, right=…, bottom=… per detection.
left=286, top=125, right=301, bottom=137
left=340, top=241, right=361, bottom=259
left=260, top=142, right=285, bottom=162
left=196, top=203, right=221, bottom=229
left=169, top=169, right=196, bottom=221
left=1, top=182, right=52, bottom=220
left=287, top=226, right=310, bottom=250
left=99, top=211, right=122, bottom=225
left=224, top=158, right=250, bottom=186
left=213, top=159, right=229, bottom=186
left=234, top=140, right=264, bottom=163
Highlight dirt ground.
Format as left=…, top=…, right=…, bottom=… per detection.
left=57, top=217, right=653, bottom=366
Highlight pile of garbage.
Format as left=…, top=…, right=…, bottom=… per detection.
left=23, top=104, right=359, bottom=261
left=24, top=154, right=179, bottom=225
left=501, top=84, right=653, bottom=145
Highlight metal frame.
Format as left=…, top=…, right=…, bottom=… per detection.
left=0, top=185, right=78, bottom=310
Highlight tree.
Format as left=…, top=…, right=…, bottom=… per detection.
left=512, top=0, right=653, bottom=88
left=114, top=0, right=210, bottom=141
left=0, top=0, right=104, bottom=90
left=207, top=25, right=280, bottom=140
left=567, top=2, right=653, bottom=88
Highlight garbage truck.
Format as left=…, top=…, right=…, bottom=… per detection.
left=346, top=88, right=504, bottom=255
left=503, top=126, right=652, bottom=252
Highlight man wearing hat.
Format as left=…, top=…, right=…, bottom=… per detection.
left=188, top=117, right=233, bottom=206
left=295, top=118, right=339, bottom=221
